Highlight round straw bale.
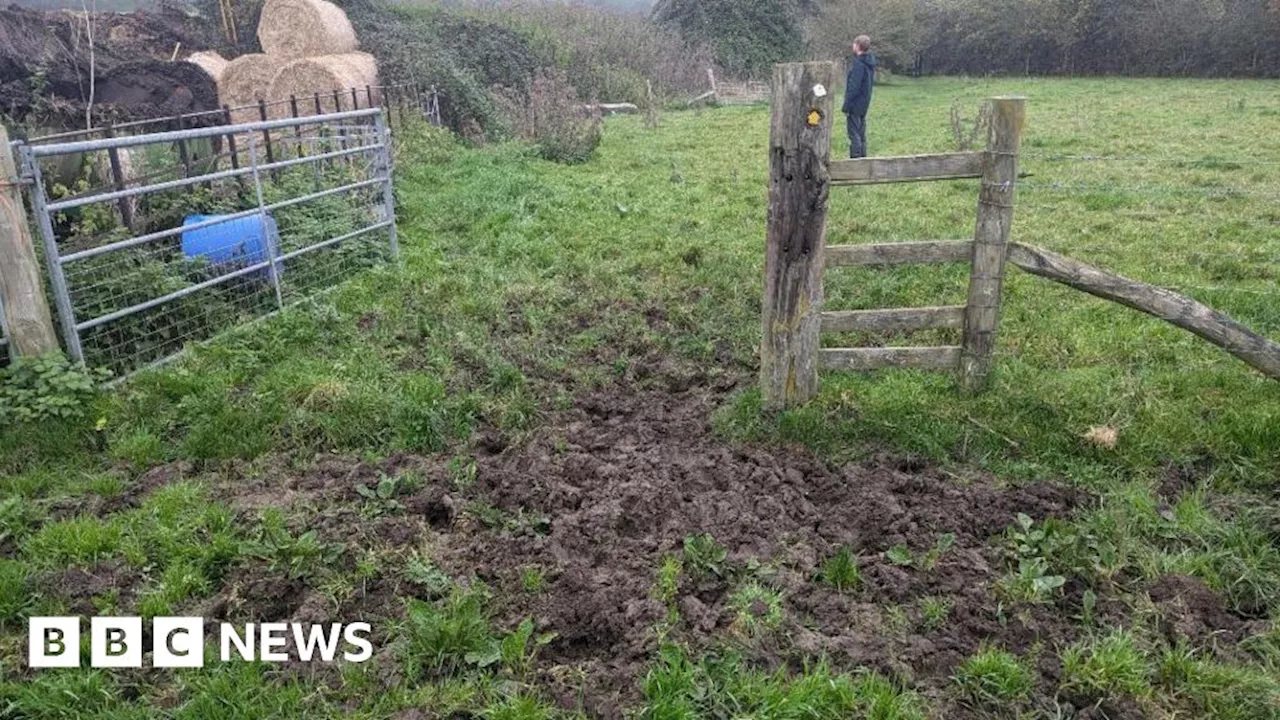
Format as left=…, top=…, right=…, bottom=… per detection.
left=185, top=51, right=228, bottom=83
left=268, top=53, right=379, bottom=114
left=257, top=0, right=358, bottom=59
left=221, top=53, right=286, bottom=122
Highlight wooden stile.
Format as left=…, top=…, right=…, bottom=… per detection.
left=759, top=75, right=1274, bottom=403
left=759, top=61, right=835, bottom=411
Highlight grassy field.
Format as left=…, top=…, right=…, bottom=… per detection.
left=2, top=76, right=1280, bottom=718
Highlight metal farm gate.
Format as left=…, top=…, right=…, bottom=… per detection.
left=7, top=107, right=397, bottom=380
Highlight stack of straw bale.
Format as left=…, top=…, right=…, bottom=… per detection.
left=193, top=0, right=380, bottom=125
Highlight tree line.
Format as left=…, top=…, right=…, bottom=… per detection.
left=654, top=0, right=1280, bottom=78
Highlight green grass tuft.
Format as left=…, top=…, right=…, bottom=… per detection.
left=1061, top=629, right=1153, bottom=701
left=819, top=546, right=862, bottom=592
left=954, top=647, right=1036, bottom=704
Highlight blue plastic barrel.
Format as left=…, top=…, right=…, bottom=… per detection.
left=181, top=213, right=279, bottom=268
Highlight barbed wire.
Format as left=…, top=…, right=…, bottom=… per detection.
left=1018, top=180, right=1280, bottom=202
left=1175, top=284, right=1280, bottom=297
left=1023, top=152, right=1280, bottom=167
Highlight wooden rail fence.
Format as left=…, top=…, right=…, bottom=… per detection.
left=760, top=61, right=1280, bottom=410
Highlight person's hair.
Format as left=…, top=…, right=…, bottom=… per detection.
left=854, top=35, right=871, bottom=52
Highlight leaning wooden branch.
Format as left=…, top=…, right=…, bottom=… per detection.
left=1007, top=242, right=1280, bottom=379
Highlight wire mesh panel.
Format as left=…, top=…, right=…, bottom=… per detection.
left=18, top=108, right=396, bottom=380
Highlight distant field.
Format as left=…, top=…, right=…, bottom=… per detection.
left=3, top=77, right=1280, bottom=718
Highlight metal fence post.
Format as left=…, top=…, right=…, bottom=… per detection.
left=373, top=110, right=398, bottom=259
left=18, top=144, right=83, bottom=361
left=247, top=139, right=284, bottom=307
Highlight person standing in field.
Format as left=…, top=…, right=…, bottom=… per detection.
left=843, top=35, right=878, bottom=159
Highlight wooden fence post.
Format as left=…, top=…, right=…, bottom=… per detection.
left=0, top=126, right=60, bottom=356
left=103, top=124, right=135, bottom=231
left=959, top=96, right=1025, bottom=393
left=760, top=61, right=835, bottom=411
left=222, top=104, right=248, bottom=195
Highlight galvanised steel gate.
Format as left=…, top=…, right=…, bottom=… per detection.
left=15, top=107, right=397, bottom=380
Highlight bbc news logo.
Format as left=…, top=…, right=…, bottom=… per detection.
left=28, top=617, right=373, bottom=668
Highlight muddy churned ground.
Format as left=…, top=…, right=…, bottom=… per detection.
left=72, top=387, right=1252, bottom=717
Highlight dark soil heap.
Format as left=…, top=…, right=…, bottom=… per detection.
left=201, top=389, right=1103, bottom=715
left=428, top=389, right=1088, bottom=714
left=46, top=386, right=1255, bottom=718
left=0, top=5, right=217, bottom=125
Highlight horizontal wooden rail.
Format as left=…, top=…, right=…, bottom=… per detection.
left=819, top=346, right=962, bottom=371
left=821, top=306, right=966, bottom=333
left=826, top=241, right=973, bottom=267
left=830, top=152, right=984, bottom=185
left=1007, top=243, right=1280, bottom=379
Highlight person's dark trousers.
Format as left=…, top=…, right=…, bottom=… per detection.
left=847, top=114, right=867, bottom=158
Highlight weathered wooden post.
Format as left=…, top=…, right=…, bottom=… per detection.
left=959, top=96, right=1025, bottom=393
left=0, top=127, right=60, bottom=356
left=760, top=61, right=835, bottom=411
left=103, top=124, right=135, bottom=231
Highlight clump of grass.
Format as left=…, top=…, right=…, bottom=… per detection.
left=1157, top=642, right=1280, bottom=719
left=884, top=604, right=911, bottom=636
left=0, top=559, right=33, bottom=623
left=1061, top=629, right=1153, bottom=701
left=22, top=515, right=122, bottom=568
left=136, top=560, right=213, bottom=618
left=729, top=581, right=784, bottom=635
left=656, top=553, right=682, bottom=605
left=643, top=645, right=925, bottom=719
left=520, top=566, right=545, bottom=594
left=819, top=546, right=861, bottom=592
left=0, top=668, right=137, bottom=718
left=448, top=456, right=477, bottom=489
left=954, top=647, right=1035, bottom=704
left=920, top=596, right=951, bottom=630
left=920, top=533, right=956, bottom=571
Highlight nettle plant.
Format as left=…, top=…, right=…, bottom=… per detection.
left=0, top=353, right=109, bottom=424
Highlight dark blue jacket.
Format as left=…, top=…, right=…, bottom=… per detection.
left=842, top=53, right=878, bottom=117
